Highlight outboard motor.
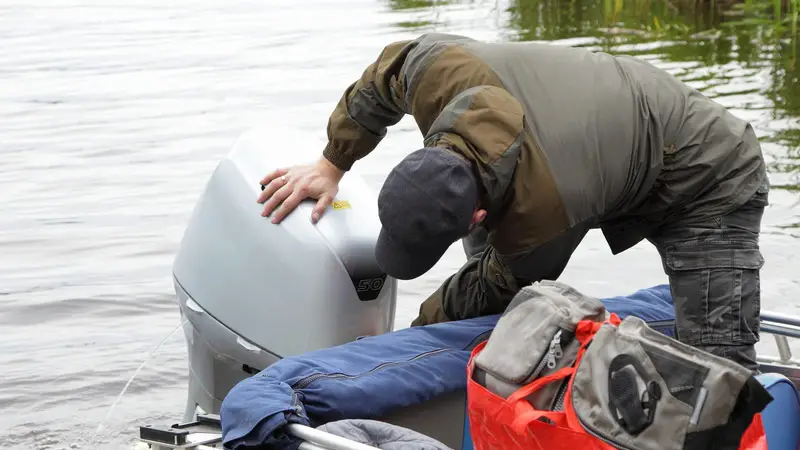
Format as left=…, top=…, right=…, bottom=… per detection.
left=172, top=125, right=398, bottom=419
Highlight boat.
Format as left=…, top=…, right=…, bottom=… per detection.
left=134, top=124, right=800, bottom=450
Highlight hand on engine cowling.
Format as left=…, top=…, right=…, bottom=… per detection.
left=257, top=156, right=344, bottom=224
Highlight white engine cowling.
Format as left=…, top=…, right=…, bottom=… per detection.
left=173, top=124, right=398, bottom=362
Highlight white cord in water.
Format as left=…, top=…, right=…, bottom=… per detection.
left=91, top=318, right=189, bottom=444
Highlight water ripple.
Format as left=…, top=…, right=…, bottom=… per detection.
left=1, top=0, right=798, bottom=449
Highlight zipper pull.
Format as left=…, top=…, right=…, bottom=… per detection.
left=553, top=330, right=563, bottom=359
left=546, top=330, right=563, bottom=369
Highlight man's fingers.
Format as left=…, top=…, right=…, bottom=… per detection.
left=261, top=182, right=293, bottom=217
left=311, top=195, right=333, bottom=224
left=271, top=189, right=305, bottom=224
left=257, top=172, right=290, bottom=204
left=259, top=168, right=288, bottom=187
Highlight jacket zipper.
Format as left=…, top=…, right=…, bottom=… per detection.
left=290, top=348, right=452, bottom=390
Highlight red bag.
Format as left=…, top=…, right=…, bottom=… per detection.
left=739, top=414, right=768, bottom=450
left=466, top=314, right=769, bottom=450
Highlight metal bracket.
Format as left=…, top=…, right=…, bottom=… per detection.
left=138, top=414, right=222, bottom=449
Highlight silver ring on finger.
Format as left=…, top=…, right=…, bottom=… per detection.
left=281, top=175, right=289, bottom=184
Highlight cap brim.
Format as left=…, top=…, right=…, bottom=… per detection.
left=375, top=227, right=449, bottom=280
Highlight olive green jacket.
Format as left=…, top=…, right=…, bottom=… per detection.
left=321, top=33, right=767, bottom=325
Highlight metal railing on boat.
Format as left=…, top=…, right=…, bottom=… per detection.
left=136, top=415, right=383, bottom=450
left=756, top=311, right=800, bottom=384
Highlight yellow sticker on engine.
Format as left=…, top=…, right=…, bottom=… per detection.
left=332, top=200, right=351, bottom=210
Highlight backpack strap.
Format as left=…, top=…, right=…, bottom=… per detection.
left=507, top=314, right=622, bottom=435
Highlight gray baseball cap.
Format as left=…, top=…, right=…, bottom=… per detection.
left=375, top=147, right=479, bottom=280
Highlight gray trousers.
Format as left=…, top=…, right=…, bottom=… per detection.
left=647, top=180, right=769, bottom=372
left=462, top=182, right=769, bottom=372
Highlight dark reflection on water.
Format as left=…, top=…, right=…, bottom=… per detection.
left=386, top=0, right=800, bottom=192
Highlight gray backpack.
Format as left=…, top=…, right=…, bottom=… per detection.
left=472, top=280, right=608, bottom=411
left=471, top=280, right=773, bottom=450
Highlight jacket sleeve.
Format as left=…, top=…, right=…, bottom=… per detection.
left=412, top=248, right=523, bottom=326
left=321, top=40, right=415, bottom=171
left=412, top=225, right=591, bottom=326
left=321, top=33, right=517, bottom=172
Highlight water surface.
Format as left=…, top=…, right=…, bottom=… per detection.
left=1, top=0, right=798, bottom=448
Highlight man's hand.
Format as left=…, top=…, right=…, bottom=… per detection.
left=257, top=157, right=345, bottom=224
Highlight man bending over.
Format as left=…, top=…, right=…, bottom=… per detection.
left=256, top=33, right=769, bottom=372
